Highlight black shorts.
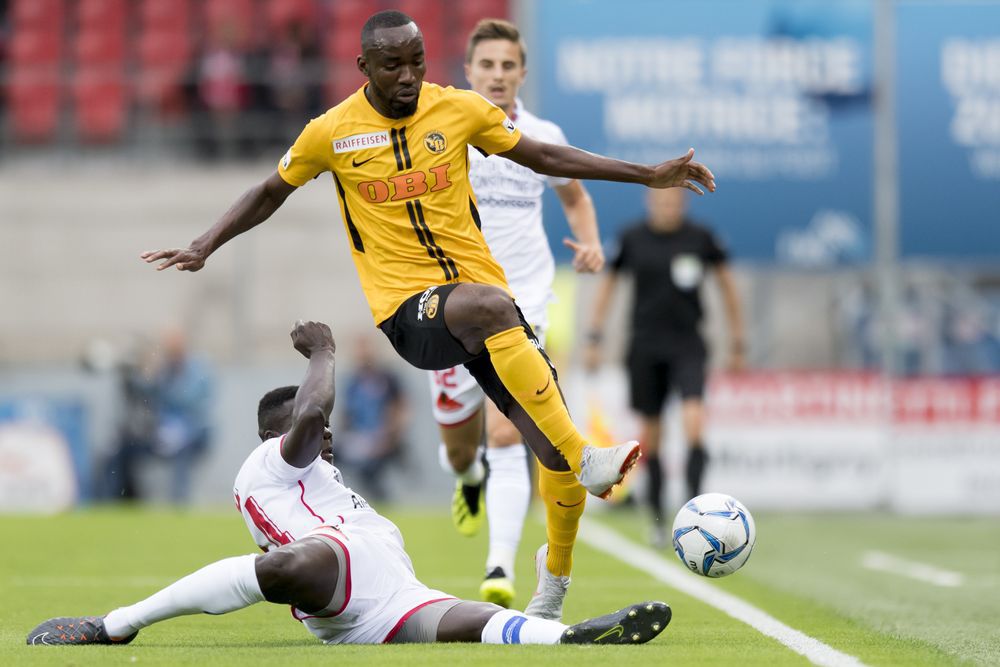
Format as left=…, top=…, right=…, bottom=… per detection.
left=626, top=336, right=707, bottom=416
left=378, top=284, right=555, bottom=418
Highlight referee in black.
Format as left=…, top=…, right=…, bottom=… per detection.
left=585, top=187, right=745, bottom=548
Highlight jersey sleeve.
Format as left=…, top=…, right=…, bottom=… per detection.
left=609, top=228, right=633, bottom=273
left=278, top=115, right=332, bottom=186
left=263, top=435, right=316, bottom=482
left=465, top=92, right=522, bottom=156
left=703, top=227, right=729, bottom=265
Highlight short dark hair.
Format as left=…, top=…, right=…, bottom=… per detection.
left=465, top=18, right=526, bottom=66
left=257, top=385, right=298, bottom=435
left=361, top=10, right=416, bottom=52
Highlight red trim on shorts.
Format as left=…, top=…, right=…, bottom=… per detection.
left=381, top=597, right=457, bottom=644
left=439, top=410, right=480, bottom=429
left=290, top=528, right=352, bottom=620
left=298, top=481, right=326, bottom=523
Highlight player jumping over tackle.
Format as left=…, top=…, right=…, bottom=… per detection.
left=430, top=18, right=604, bottom=611
left=140, top=10, right=715, bottom=621
left=27, top=321, right=671, bottom=647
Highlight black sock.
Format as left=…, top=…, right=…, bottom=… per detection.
left=686, top=445, right=708, bottom=498
left=645, top=454, right=664, bottom=524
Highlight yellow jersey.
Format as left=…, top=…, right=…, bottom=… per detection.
left=278, top=83, right=523, bottom=324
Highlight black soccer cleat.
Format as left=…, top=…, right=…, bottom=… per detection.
left=26, top=616, right=138, bottom=646
left=559, top=601, right=671, bottom=645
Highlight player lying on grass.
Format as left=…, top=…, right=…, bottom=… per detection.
left=27, top=321, right=671, bottom=647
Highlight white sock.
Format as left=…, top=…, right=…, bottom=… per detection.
left=481, top=609, right=566, bottom=644
left=438, top=443, right=485, bottom=486
left=103, top=554, right=264, bottom=639
left=485, top=445, right=530, bottom=579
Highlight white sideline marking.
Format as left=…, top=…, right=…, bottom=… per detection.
left=861, top=551, right=964, bottom=588
left=579, top=519, right=867, bottom=667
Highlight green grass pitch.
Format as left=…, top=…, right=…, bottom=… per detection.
left=2, top=506, right=998, bottom=665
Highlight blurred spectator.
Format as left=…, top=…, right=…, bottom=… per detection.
left=336, top=336, right=408, bottom=502
left=191, top=21, right=249, bottom=159
left=99, top=336, right=159, bottom=502
left=152, top=329, right=214, bottom=504
left=98, top=329, right=214, bottom=504
left=265, top=19, right=323, bottom=145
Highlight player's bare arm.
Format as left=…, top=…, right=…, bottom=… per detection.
left=715, top=265, right=747, bottom=372
left=583, top=270, right=620, bottom=372
left=140, top=172, right=297, bottom=271
left=555, top=180, right=604, bottom=273
left=281, top=320, right=337, bottom=468
left=501, top=137, right=716, bottom=195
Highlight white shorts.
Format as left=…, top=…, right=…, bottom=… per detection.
left=427, top=322, right=547, bottom=426
left=293, top=524, right=455, bottom=644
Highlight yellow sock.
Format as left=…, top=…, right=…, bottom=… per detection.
left=484, top=327, right=586, bottom=472
left=538, top=466, right=587, bottom=577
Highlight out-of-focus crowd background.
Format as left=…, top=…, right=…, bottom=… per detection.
left=1, top=0, right=999, bottom=515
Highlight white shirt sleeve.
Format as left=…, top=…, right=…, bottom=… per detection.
left=262, top=435, right=315, bottom=482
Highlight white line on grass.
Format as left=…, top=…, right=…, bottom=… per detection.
left=861, top=550, right=965, bottom=587
left=579, top=518, right=867, bottom=667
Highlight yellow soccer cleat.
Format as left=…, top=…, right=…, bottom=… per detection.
left=451, top=480, right=484, bottom=537
left=479, top=567, right=515, bottom=608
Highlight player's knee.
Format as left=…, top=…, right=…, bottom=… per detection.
left=487, top=421, right=521, bottom=448
left=474, top=288, right=519, bottom=333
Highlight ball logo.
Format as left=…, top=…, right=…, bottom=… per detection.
left=424, top=294, right=440, bottom=319
left=424, top=131, right=447, bottom=155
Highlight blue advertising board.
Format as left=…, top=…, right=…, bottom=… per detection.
left=897, top=1, right=1000, bottom=260
left=528, top=0, right=999, bottom=264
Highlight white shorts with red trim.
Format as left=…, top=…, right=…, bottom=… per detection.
left=293, top=524, right=455, bottom=644
left=427, top=325, right=547, bottom=426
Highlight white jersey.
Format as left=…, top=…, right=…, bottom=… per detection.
left=469, top=99, right=571, bottom=327
left=233, top=437, right=451, bottom=644
left=233, top=436, right=398, bottom=549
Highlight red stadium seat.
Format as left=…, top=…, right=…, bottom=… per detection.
left=204, top=0, right=255, bottom=48
left=325, top=63, right=366, bottom=107
left=74, top=28, right=127, bottom=66
left=135, top=30, right=192, bottom=109
left=266, top=0, right=319, bottom=34
left=326, top=0, right=378, bottom=57
left=9, top=28, right=63, bottom=66
left=139, top=0, right=191, bottom=33
left=73, top=71, right=129, bottom=143
left=8, top=69, right=62, bottom=143
left=11, top=0, right=65, bottom=31
left=77, top=0, right=128, bottom=31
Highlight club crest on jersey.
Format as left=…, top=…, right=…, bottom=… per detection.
left=423, top=131, right=447, bottom=155
left=332, top=131, right=390, bottom=153
left=417, top=287, right=439, bottom=321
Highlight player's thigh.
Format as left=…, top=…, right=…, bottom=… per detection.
left=256, top=536, right=342, bottom=613
left=379, top=284, right=477, bottom=370
left=626, top=343, right=670, bottom=418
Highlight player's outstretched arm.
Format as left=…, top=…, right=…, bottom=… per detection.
left=501, top=137, right=716, bottom=195
left=141, top=171, right=297, bottom=272
left=283, top=320, right=337, bottom=468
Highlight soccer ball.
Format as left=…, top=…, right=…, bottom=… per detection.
left=672, top=493, right=756, bottom=578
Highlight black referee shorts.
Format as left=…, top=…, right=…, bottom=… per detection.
left=378, top=284, right=555, bottom=418
left=626, top=336, right=707, bottom=416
